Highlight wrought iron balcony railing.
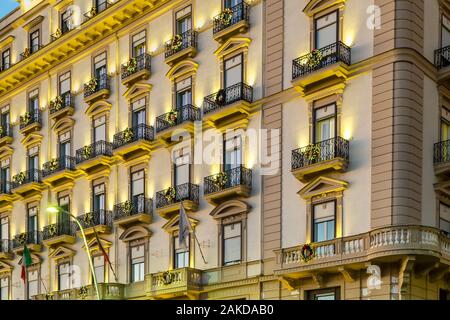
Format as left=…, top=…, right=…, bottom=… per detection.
left=12, top=231, right=42, bottom=249
left=435, top=45, right=450, bottom=70
left=42, top=156, right=76, bottom=177
left=292, top=41, right=351, bottom=80
left=164, top=30, right=198, bottom=59
left=49, top=92, right=74, bottom=115
left=156, top=183, right=199, bottom=209
left=11, top=169, right=42, bottom=189
left=77, top=209, right=113, bottom=230
left=203, top=82, right=253, bottom=114
left=291, top=136, right=349, bottom=170
left=20, top=45, right=44, bottom=61
left=0, top=124, right=12, bottom=139
left=113, top=196, right=153, bottom=221
left=0, top=182, right=11, bottom=194
left=213, top=2, right=250, bottom=34
left=75, top=141, right=113, bottom=164
left=434, top=139, right=450, bottom=164
left=204, top=166, right=252, bottom=195
left=155, top=104, right=201, bottom=133
left=121, top=53, right=151, bottom=80
left=113, top=124, right=154, bottom=149
left=19, top=110, right=41, bottom=130
left=50, top=24, right=72, bottom=42
left=0, top=239, right=12, bottom=253
left=84, top=74, right=110, bottom=99
left=83, top=1, right=114, bottom=23
left=43, top=222, right=76, bottom=240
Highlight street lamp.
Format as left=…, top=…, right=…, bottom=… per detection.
left=47, top=206, right=100, bottom=300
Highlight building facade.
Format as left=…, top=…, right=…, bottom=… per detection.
left=0, top=0, right=448, bottom=300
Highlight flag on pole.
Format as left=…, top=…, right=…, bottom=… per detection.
left=179, top=201, right=192, bottom=249
left=21, top=244, right=32, bottom=283
left=91, top=222, right=117, bottom=281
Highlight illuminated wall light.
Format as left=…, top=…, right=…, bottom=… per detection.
left=343, top=126, right=353, bottom=141
left=344, top=33, right=355, bottom=47
left=196, top=19, right=205, bottom=30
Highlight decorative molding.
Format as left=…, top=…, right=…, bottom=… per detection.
left=166, top=59, right=198, bottom=81
left=298, top=176, right=348, bottom=200
left=214, top=37, right=251, bottom=59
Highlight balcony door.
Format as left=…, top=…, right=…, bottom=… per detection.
left=132, top=98, right=146, bottom=127
left=176, top=7, right=192, bottom=35
left=93, top=184, right=106, bottom=212
left=314, top=104, right=336, bottom=144
left=0, top=217, right=8, bottom=241
left=61, top=9, right=72, bottom=33
left=132, top=30, right=146, bottom=58
left=58, top=262, right=71, bottom=291
left=313, top=200, right=336, bottom=243
left=131, top=170, right=145, bottom=211
left=224, top=0, right=242, bottom=8
left=29, top=29, right=40, bottom=53
left=176, top=78, right=192, bottom=110
left=96, top=0, right=108, bottom=12
left=94, top=52, right=107, bottom=83
left=1, top=165, right=9, bottom=193
left=223, top=135, right=242, bottom=172
left=59, top=71, right=71, bottom=98
left=59, top=134, right=71, bottom=168
left=27, top=206, right=38, bottom=238
left=442, top=15, right=450, bottom=48
left=1, top=49, right=10, bottom=70
left=93, top=116, right=106, bottom=143
left=174, top=149, right=190, bottom=187
left=28, top=89, right=39, bottom=115
left=58, top=195, right=70, bottom=228
left=314, top=10, right=338, bottom=50
left=224, top=54, right=243, bottom=90
left=1, top=109, right=9, bottom=133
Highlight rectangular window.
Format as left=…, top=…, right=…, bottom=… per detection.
left=315, top=11, right=338, bottom=49
left=442, top=15, right=450, bottom=48
left=176, top=77, right=192, bottom=109
left=132, top=30, right=146, bottom=57
left=27, top=206, right=38, bottom=234
left=58, top=262, right=71, bottom=291
left=224, top=0, right=242, bottom=8
left=93, top=115, right=106, bottom=143
left=28, top=89, right=39, bottom=114
left=174, top=235, right=190, bottom=269
left=1, top=49, right=10, bottom=70
left=59, top=71, right=71, bottom=95
left=28, top=146, right=39, bottom=172
left=1, top=217, right=9, bottom=240
left=224, top=54, right=243, bottom=89
left=27, top=269, right=38, bottom=299
left=174, top=148, right=190, bottom=186
left=58, top=194, right=70, bottom=226
left=93, top=183, right=106, bottom=212
left=307, top=288, right=340, bottom=300
left=93, top=255, right=105, bottom=283
left=223, top=222, right=242, bottom=266
left=131, top=98, right=146, bottom=127
left=61, top=9, right=72, bottom=33
left=96, top=0, right=108, bottom=13
left=313, top=200, right=336, bottom=242
left=131, top=170, right=145, bottom=201
left=223, top=134, right=242, bottom=171
left=441, top=107, right=450, bottom=141
left=29, top=29, right=40, bottom=53
left=176, top=6, right=192, bottom=35
left=1, top=161, right=10, bottom=193
left=93, top=52, right=107, bottom=80
left=314, top=104, right=336, bottom=143
left=59, top=132, right=71, bottom=158
left=0, top=277, right=8, bottom=300
left=440, top=202, right=450, bottom=235
left=130, top=244, right=145, bottom=282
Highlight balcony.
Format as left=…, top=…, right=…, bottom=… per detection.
left=50, top=24, right=72, bottom=42
left=435, top=45, right=450, bottom=84
left=33, top=283, right=125, bottom=300
left=20, top=45, right=44, bottom=61
left=77, top=209, right=113, bottom=235
left=213, top=2, right=250, bottom=43
left=75, top=141, right=114, bottom=175
left=274, top=225, right=450, bottom=282
left=164, top=30, right=198, bottom=66
left=121, top=53, right=151, bottom=87
left=113, top=196, right=153, bottom=228
left=42, top=156, right=77, bottom=187
left=204, top=166, right=252, bottom=204
left=10, top=169, right=44, bottom=197
left=12, top=231, right=42, bottom=253
left=49, top=92, right=75, bottom=121
left=83, top=1, right=115, bottom=23
left=434, top=139, right=450, bottom=178
left=42, top=222, right=76, bottom=247
left=0, top=182, right=15, bottom=207
left=291, top=137, right=349, bottom=182
left=155, top=183, right=199, bottom=219
left=0, top=124, right=12, bottom=146
left=19, top=110, right=41, bottom=136
left=113, top=124, right=154, bottom=162
left=155, top=104, right=200, bottom=143
left=291, top=42, right=351, bottom=95
left=0, top=239, right=13, bottom=260
left=83, top=74, right=110, bottom=104
left=146, top=268, right=203, bottom=299
left=203, top=83, right=253, bottom=129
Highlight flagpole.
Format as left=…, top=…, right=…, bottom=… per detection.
left=192, top=232, right=207, bottom=265
left=180, top=201, right=207, bottom=265
left=91, top=220, right=118, bottom=282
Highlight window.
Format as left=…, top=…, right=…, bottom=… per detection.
left=314, top=104, right=336, bottom=143
left=1, top=106, right=10, bottom=133
left=174, top=148, right=190, bottom=186
left=440, top=202, right=450, bottom=235
left=307, top=287, right=340, bottom=300
left=442, top=15, right=450, bottom=48
left=1, top=49, right=10, bottom=71
left=93, top=183, right=106, bottom=212
left=27, top=269, right=39, bottom=299
left=174, top=234, right=189, bottom=269
left=27, top=206, right=38, bottom=235
left=28, top=146, right=39, bottom=172
left=1, top=217, right=9, bottom=241
left=58, top=194, right=70, bottom=227
left=130, top=244, right=145, bottom=282
left=131, top=98, right=146, bottom=127
left=61, top=9, right=72, bottom=33
left=0, top=160, right=10, bottom=193
left=59, top=71, right=71, bottom=96
left=0, top=277, right=8, bottom=300
left=93, top=255, right=105, bottom=283
left=58, top=262, right=71, bottom=291
left=131, top=170, right=145, bottom=208
left=28, top=89, right=39, bottom=114
left=93, top=115, right=106, bottom=143
left=93, top=52, right=107, bottom=81
left=176, top=78, right=192, bottom=109
left=224, top=54, right=243, bottom=89
left=313, top=200, right=336, bottom=242
left=59, top=132, right=71, bottom=158
left=314, top=11, right=338, bottom=49
left=29, top=29, right=40, bottom=53
left=96, top=0, right=108, bottom=13
left=223, top=222, right=242, bottom=266
left=176, top=6, right=192, bottom=35
left=224, top=0, right=242, bottom=8
left=223, top=134, right=242, bottom=171
left=441, top=107, right=450, bottom=141
left=132, top=30, right=146, bottom=58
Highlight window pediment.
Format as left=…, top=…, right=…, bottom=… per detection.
left=22, top=15, right=44, bottom=31
left=0, top=261, right=13, bottom=274
left=119, top=225, right=152, bottom=242
left=21, top=132, right=43, bottom=148
left=303, top=0, right=346, bottom=17
left=48, top=246, right=75, bottom=260
left=52, top=116, right=75, bottom=132
left=162, top=214, right=198, bottom=233
left=0, top=145, right=13, bottom=159
left=82, top=236, right=112, bottom=253
left=210, top=199, right=251, bottom=220
left=123, top=83, right=152, bottom=101
left=0, top=35, right=14, bottom=50
left=298, top=176, right=348, bottom=199
left=18, top=253, right=41, bottom=265
left=214, top=37, right=251, bottom=59
left=166, top=59, right=198, bottom=81
left=85, top=100, right=112, bottom=118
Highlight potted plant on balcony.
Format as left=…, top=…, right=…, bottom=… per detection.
left=81, top=145, right=93, bottom=159
left=49, top=158, right=59, bottom=172
left=126, top=57, right=137, bottom=74
left=17, top=233, right=27, bottom=246
left=83, top=212, right=94, bottom=226
left=0, top=126, right=3, bottom=137
left=213, top=171, right=228, bottom=188
left=51, top=95, right=64, bottom=111
left=22, top=47, right=31, bottom=59
left=123, top=127, right=134, bottom=143
left=219, top=8, right=233, bottom=26
left=215, top=89, right=226, bottom=106
left=20, top=112, right=33, bottom=126
left=305, top=49, right=323, bottom=69
left=300, top=243, right=315, bottom=263
left=304, top=144, right=321, bottom=163
left=87, top=78, right=98, bottom=92
left=13, top=172, right=26, bottom=185
left=123, top=200, right=133, bottom=215
left=166, top=110, right=178, bottom=125
left=164, top=187, right=176, bottom=203
left=79, top=286, right=88, bottom=300
left=171, top=34, right=183, bottom=51
left=48, top=224, right=57, bottom=237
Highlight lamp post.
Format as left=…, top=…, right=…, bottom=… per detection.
left=47, top=206, right=100, bottom=300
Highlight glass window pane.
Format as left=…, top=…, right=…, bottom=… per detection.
left=224, top=237, right=241, bottom=265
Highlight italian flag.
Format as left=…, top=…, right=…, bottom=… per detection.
left=21, top=245, right=32, bottom=283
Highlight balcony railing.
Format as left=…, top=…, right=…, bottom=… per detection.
left=11, top=169, right=42, bottom=189
left=20, top=45, right=44, bottom=61
left=292, top=41, right=351, bottom=80
left=204, top=166, right=252, bottom=195
left=164, top=30, right=198, bottom=59
left=0, top=239, right=12, bottom=254
left=77, top=209, right=113, bottom=230
left=213, top=2, right=250, bottom=34
left=155, top=104, right=200, bottom=133
left=435, top=45, right=450, bottom=70
left=75, top=141, right=113, bottom=164
left=203, top=83, right=253, bottom=114
left=121, top=53, right=151, bottom=80
left=49, top=92, right=74, bottom=115
left=0, top=182, right=11, bottom=194
left=83, top=1, right=114, bottom=23
left=156, top=183, right=199, bottom=209
left=291, top=137, right=349, bottom=170
left=43, top=222, right=76, bottom=240
left=19, top=110, right=41, bottom=130
left=113, top=196, right=153, bottom=221
left=113, top=124, right=154, bottom=149
left=146, top=268, right=203, bottom=296
left=12, top=231, right=42, bottom=249
left=84, top=74, right=110, bottom=99
left=42, top=156, right=76, bottom=177
left=50, top=23, right=72, bottom=42
left=434, top=139, right=450, bottom=164
left=0, top=124, right=12, bottom=140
